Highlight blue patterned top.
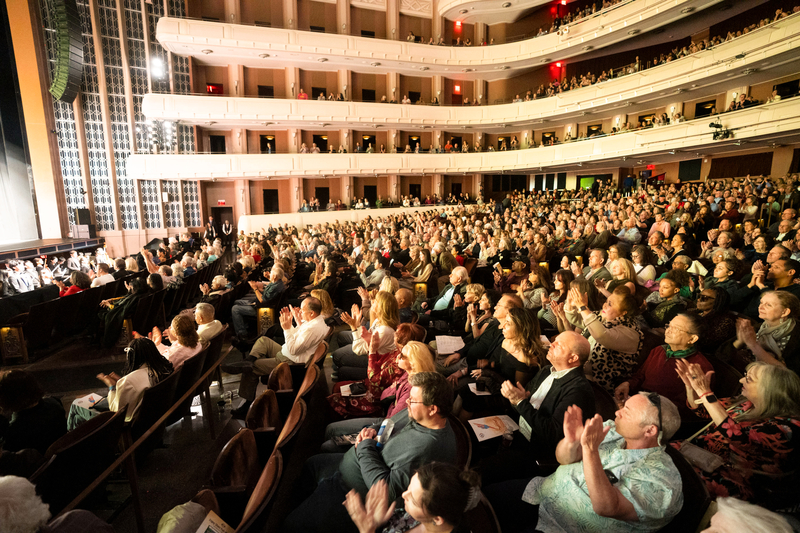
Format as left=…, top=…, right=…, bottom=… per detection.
left=522, top=421, right=683, bottom=532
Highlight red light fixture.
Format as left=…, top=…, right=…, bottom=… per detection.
left=561, top=0, right=566, bottom=5
left=455, top=21, right=462, bottom=29
left=556, top=62, right=562, bottom=68
left=647, top=164, right=656, bottom=170
left=454, top=84, right=461, bottom=94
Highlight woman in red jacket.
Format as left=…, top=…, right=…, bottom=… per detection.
left=54, top=271, right=91, bottom=297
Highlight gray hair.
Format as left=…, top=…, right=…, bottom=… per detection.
left=638, top=393, right=681, bottom=441
left=713, top=497, right=792, bottom=533
left=0, top=476, right=51, bottom=533
left=211, top=275, right=226, bottom=290
left=196, top=302, right=215, bottom=321
left=674, top=255, right=692, bottom=266
left=451, top=266, right=469, bottom=283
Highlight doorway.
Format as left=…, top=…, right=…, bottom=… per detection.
left=408, top=135, right=420, bottom=151
left=209, top=135, right=226, bottom=153
left=312, top=134, right=328, bottom=151
left=451, top=182, right=462, bottom=197
left=409, top=183, right=422, bottom=200
left=263, top=190, right=280, bottom=213
left=360, top=135, right=376, bottom=151
left=211, top=207, right=234, bottom=230
left=315, top=187, right=330, bottom=207
left=364, top=185, right=377, bottom=205
left=260, top=135, right=275, bottom=153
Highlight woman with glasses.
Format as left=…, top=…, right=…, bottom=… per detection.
left=731, top=291, right=800, bottom=375
left=674, top=359, right=800, bottom=502
left=631, top=244, right=657, bottom=284
left=690, top=287, right=737, bottom=356
left=327, top=324, right=429, bottom=420
left=565, top=285, right=643, bottom=394
left=615, top=313, right=713, bottom=420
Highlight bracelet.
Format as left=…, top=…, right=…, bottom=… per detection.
left=699, top=391, right=713, bottom=398
left=471, top=322, right=476, bottom=327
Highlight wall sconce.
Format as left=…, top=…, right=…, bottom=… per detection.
left=732, top=92, right=738, bottom=99
left=292, top=131, right=297, bottom=138
left=235, top=80, right=239, bottom=95
left=616, top=117, right=620, bottom=124
left=392, top=28, right=396, bottom=35
left=344, top=131, right=349, bottom=138
left=567, top=125, right=572, bottom=132
left=288, top=18, right=293, bottom=26
left=343, top=84, right=348, bottom=91
left=392, top=87, right=396, bottom=93
left=342, top=23, right=346, bottom=31
left=670, top=106, right=675, bottom=113
left=230, top=13, right=234, bottom=21
left=295, top=186, right=300, bottom=199
left=437, top=90, right=441, bottom=96
left=346, top=184, right=351, bottom=192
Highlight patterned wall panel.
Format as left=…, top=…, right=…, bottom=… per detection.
left=140, top=179, right=161, bottom=229
left=182, top=181, right=201, bottom=227
left=161, top=180, right=181, bottom=227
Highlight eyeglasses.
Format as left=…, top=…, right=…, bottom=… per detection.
left=697, top=295, right=716, bottom=302
left=406, top=398, right=426, bottom=406
left=646, top=392, right=663, bottom=432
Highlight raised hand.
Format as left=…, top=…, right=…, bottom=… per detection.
left=569, top=287, right=589, bottom=308
left=357, top=286, right=371, bottom=302
left=580, top=414, right=611, bottom=453
left=593, top=278, right=605, bottom=289
left=279, top=307, right=294, bottom=330
left=614, top=382, right=630, bottom=406
left=351, top=303, right=363, bottom=326
left=562, top=405, right=584, bottom=444
left=343, top=480, right=396, bottom=533
left=453, top=294, right=464, bottom=308
left=674, top=358, right=714, bottom=397
left=500, top=381, right=529, bottom=404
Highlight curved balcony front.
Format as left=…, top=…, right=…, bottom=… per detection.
left=128, top=99, right=800, bottom=179
left=156, top=0, right=721, bottom=80
left=144, top=15, right=800, bottom=131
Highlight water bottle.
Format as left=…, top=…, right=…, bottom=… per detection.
left=500, top=427, right=514, bottom=451
left=375, top=419, right=395, bottom=449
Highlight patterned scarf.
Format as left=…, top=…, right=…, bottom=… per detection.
left=756, top=318, right=796, bottom=361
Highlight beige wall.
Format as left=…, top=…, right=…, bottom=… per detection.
left=243, top=68, right=287, bottom=98
left=351, top=72, right=388, bottom=102
left=194, top=65, right=230, bottom=95
left=298, top=70, right=340, bottom=97
left=399, top=14, right=432, bottom=42
left=240, top=0, right=283, bottom=27
left=398, top=74, right=432, bottom=103
left=246, top=130, right=290, bottom=153
left=303, top=177, right=342, bottom=203
left=487, top=68, right=552, bottom=104
left=350, top=7, right=388, bottom=39
left=249, top=180, right=293, bottom=213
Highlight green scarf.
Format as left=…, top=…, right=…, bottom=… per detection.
left=663, top=345, right=697, bottom=359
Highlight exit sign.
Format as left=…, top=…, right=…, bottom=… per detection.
left=646, top=164, right=656, bottom=170
left=217, top=200, right=226, bottom=205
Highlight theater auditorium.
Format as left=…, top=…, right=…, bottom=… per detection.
left=1, top=0, right=800, bottom=531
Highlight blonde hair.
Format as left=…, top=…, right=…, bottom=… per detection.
left=370, top=290, right=400, bottom=330
left=738, top=362, right=800, bottom=422
left=612, top=258, right=638, bottom=283
left=239, top=256, right=255, bottom=270
left=465, top=283, right=485, bottom=301
left=125, top=257, right=139, bottom=272
left=311, top=289, right=334, bottom=318
left=402, top=341, right=436, bottom=374
left=379, top=276, right=399, bottom=294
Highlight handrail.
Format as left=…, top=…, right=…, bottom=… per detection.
left=55, top=345, right=234, bottom=522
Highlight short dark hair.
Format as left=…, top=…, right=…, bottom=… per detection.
left=0, top=370, right=44, bottom=413
left=417, top=463, right=481, bottom=527
left=780, top=258, right=800, bottom=279
left=612, top=286, right=639, bottom=316
left=377, top=255, right=390, bottom=269
left=591, top=248, right=608, bottom=262
left=97, top=263, right=110, bottom=274
left=409, top=372, right=453, bottom=417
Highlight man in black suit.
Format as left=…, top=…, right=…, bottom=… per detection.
left=111, top=258, right=130, bottom=280
left=572, top=249, right=612, bottom=283
left=479, top=331, right=596, bottom=485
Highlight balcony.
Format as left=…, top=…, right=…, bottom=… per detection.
left=155, top=0, right=723, bottom=79
left=144, top=13, right=800, bottom=131
left=128, top=98, right=800, bottom=179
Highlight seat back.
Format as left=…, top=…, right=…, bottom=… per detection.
left=55, top=290, right=87, bottom=336
left=306, top=340, right=328, bottom=368
left=267, top=362, right=293, bottom=392
left=235, top=450, right=283, bottom=533
left=246, top=389, right=283, bottom=433
left=590, top=381, right=618, bottom=421
left=202, top=326, right=229, bottom=375
left=659, top=446, right=711, bottom=532
left=705, top=355, right=743, bottom=399
left=463, top=495, right=502, bottom=533
left=210, top=428, right=260, bottom=492
left=448, top=415, right=473, bottom=470
left=129, top=368, right=182, bottom=446
left=215, top=290, right=234, bottom=325
left=31, top=408, right=127, bottom=515
left=295, top=364, right=319, bottom=402
left=274, top=399, right=307, bottom=455
left=129, top=293, right=155, bottom=335
left=145, top=289, right=167, bottom=331
left=166, top=346, right=209, bottom=425
left=24, top=298, right=66, bottom=350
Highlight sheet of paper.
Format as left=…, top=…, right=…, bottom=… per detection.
left=195, top=511, right=234, bottom=533
left=468, top=415, right=520, bottom=442
left=72, top=393, right=104, bottom=410
left=468, top=383, right=492, bottom=396
left=519, top=416, right=532, bottom=441
left=435, top=335, right=465, bottom=355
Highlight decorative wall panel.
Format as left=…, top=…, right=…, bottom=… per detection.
left=182, top=181, right=201, bottom=227
left=162, top=180, right=181, bottom=227
left=140, top=179, right=161, bottom=228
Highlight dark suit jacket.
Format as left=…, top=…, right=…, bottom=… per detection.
left=425, top=282, right=467, bottom=320
left=582, top=266, right=612, bottom=282
left=514, top=365, right=596, bottom=460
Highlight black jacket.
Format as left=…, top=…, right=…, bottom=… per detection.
left=513, top=365, right=596, bottom=460
left=425, top=282, right=467, bottom=320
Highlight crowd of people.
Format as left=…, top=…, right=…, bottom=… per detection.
left=5, top=171, right=800, bottom=532
left=299, top=192, right=475, bottom=212
left=214, top=171, right=800, bottom=531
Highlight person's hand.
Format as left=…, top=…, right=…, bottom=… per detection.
left=562, top=404, right=584, bottom=445
left=470, top=369, right=482, bottom=379
left=753, top=272, right=766, bottom=290
left=752, top=260, right=765, bottom=274
left=354, top=427, right=377, bottom=447
left=360, top=326, right=373, bottom=348
left=96, top=373, right=116, bottom=387
left=100, top=299, right=111, bottom=308
left=614, top=382, right=630, bottom=406
left=707, top=229, right=719, bottom=242
left=466, top=303, right=478, bottom=322
left=279, top=307, right=294, bottom=330
left=688, top=277, right=696, bottom=292
left=54, top=279, right=65, bottom=289
left=493, top=271, right=502, bottom=284
left=736, top=317, right=758, bottom=347
left=593, top=278, right=605, bottom=289
left=421, top=301, right=429, bottom=310
left=675, top=358, right=714, bottom=397
left=570, top=261, right=581, bottom=277
left=343, top=481, right=396, bottom=533
left=340, top=311, right=358, bottom=330
left=580, top=414, right=611, bottom=453
left=518, top=279, right=530, bottom=293
left=453, top=294, right=464, bottom=308
left=552, top=301, right=566, bottom=319
left=200, top=283, right=210, bottom=295
left=447, top=371, right=462, bottom=386
left=150, top=326, right=162, bottom=345
left=701, top=241, right=713, bottom=251
left=569, top=287, right=589, bottom=308
left=443, top=353, right=461, bottom=367
left=500, top=381, right=529, bottom=404
left=541, top=292, right=551, bottom=307
left=132, top=331, right=144, bottom=339
left=356, top=286, right=371, bottom=302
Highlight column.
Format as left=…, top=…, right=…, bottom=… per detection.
left=340, top=128, right=352, bottom=152
left=387, top=72, right=399, bottom=101
left=288, top=128, right=301, bottom=153
left=72, top=94, right=96, bottom=223
left=283, top=0, right=297, bottom=29
left=386, top=0, right=399, bottom=40
left=231, top=129, right=246, bottom=154
left=432, top=75, right=444, bottom=104
left=474, top=78, right=487, bottom=105
left=431, top=0, right=444, bottom=41
left=337, top=0, right=350, bottom=34
left=228, top=64, right=244, bottom=97
left=472, top=174, right=482, bottom=198
left=432, top=174, right=444, bottom=198
left=388, top=129, right=398, bottom=152
left=285, top=67, right=300, bottom=98
left=235, top=179, right=251, bottom=216
left=387, top=175, right=399, bottom=203
left=433, top=129, right=443, bottom=151
left=224, top=0, right=240, bottom=23
left=474, top=22, right=486, bottom=45
left=339, top=69, right=352, bottom=100
left=289, top=177, right=302, bottom=213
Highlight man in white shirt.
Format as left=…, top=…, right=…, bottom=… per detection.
left=227, top=297, right=329, bottom=417
left=195, top=303, right=224, bottom=345
left=90, top=263, right=116, bottom=287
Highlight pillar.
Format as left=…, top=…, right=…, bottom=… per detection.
left=338, top=69, right=352, bottom=100
left=388, top=175, right=399, bottom=202
left=387, top=72, right=399, bottom=100
left=432, top=75, right=444, bottom=104
left=223, top=0, right=240, bottom=23
left=475, top=22, right=486, bottom=45
left=285, top=67, right=300, bottom=98
left=235, top=179, right=250, bottom=216
left=228, top=64, right=244, bottom=96
left=431, top=0, right=444, bottom=41
left=386, top=0, right=399, bottom=40
left=474, top=78, right=487, bottom=105
left=337, top=0, right=350, bottom=34
left=284, top=0, right=297, bottom=28
left=341, top=175, right=354, bottom=205
left=289, top=177, right=302, bottom=212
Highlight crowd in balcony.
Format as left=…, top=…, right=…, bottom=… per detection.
left=299, top=192, right=475, bottom=212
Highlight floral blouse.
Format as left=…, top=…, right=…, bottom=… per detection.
left=676, top=398, right=800, bottom=502
left=327, top=348, right=401, bottom=417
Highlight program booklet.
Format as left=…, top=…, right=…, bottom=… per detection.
left=195, top=511, right=234, bottom=533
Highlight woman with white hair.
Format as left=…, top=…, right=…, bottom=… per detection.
left=702, top=497, right=792, bottom=533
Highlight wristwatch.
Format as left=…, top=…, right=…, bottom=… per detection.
left=703, top=394, right=718, bottom=404
left=578, top=306, right=588, bottom=312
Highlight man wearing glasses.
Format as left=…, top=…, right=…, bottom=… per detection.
left=282, top=372, right=457, bottom=533
left=485, top=393, right=683, bottom=533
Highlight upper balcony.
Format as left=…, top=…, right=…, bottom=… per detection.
left=144, top=14, right=800, bottom=132
left=156, top=0, right=724, bottom=80
left=128, top=98, right=800, bottom=179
